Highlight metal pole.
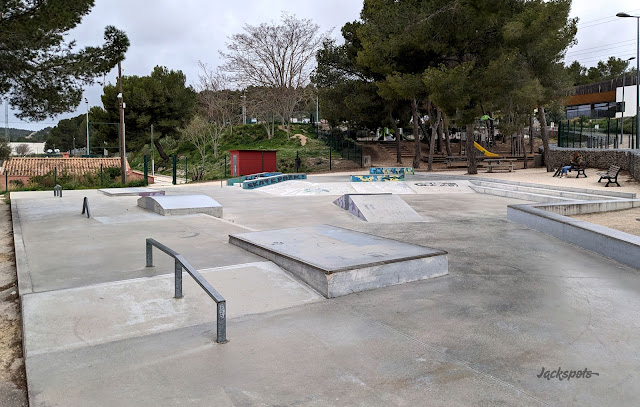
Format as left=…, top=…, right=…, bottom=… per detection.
left=146, top=240, right=153, bottom=267
left=224, top=155, right=227, bottom=178
left=85, top=98, right=90, bottom=155
left=174, top=259, right=183, bottom=299
left=185, top=157, right=188, bottom=183
left=118, top=61, right=126, bottom=184
left=54, top=167, right=57, bottom=185
left=172, top=155, right=177, bottom=185
left=100, top=164, right=103, bottom=187
left=636, top=16, right=640, bottom=149
left=144, top=155, right=148, bottom=186
left=151, top=124, right=155, bottom=177
left=217, top=301, right=227, bottom=344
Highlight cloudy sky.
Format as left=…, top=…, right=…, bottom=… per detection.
left=4, top=0, right=640, bottom=131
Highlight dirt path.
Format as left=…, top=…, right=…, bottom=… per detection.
left=0, top=196, right=27, bottom=406
left=570, top=207, right=640, bottom=237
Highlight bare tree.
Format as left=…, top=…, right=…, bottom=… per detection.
left=15, top=144, right=31, bottom=156
left=221, top=14, right=329, bottom=137
left=197, top=63, right=236, bottom=155
left=178, top=115, right=211, bottom=181
left=246, top=86, right=278, bottom=139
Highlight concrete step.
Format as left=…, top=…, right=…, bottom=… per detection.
left=469, top=185, right=575, bottom=203
left=471, top=181, right=623, bottom=201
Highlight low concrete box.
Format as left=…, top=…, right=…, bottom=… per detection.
left=229, top=225, right=448, bottom=298
left=99, top=187, right=165, bottom=197
left=137, top=195, right=222, bottom=217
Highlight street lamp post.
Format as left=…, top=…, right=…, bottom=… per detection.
left=617, top=12, right=640, bottom=149
left=85, top=98, right=90, bottom=155
left=117, top=61, right=126, bottom=184
left=621, top=57, right=636, bottom=146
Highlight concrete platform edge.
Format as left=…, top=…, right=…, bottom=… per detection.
left=507, top=203, right=640, bottom=269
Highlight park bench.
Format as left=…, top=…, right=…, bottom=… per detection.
left=552, top=162, right=587, bottom=178
left=596, top=165, right=621, bottom=187
left=572, top=162, right=587, bottom=178
left=445, top=156, right=467, bottom=168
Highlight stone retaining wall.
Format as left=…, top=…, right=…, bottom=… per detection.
left=549, top=146, right=640, bottom=182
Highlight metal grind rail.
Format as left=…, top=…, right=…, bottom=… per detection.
left=145, top=238, right=228, bottom=343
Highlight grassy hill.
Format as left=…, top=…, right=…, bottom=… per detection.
left=129, top=123, right=356, bottom=181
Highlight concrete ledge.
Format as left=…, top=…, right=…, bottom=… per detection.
left=98, top=187, right=165, bottom=197
left=241, top=173, right=307, bottom=189
left=11, top=199, right=33, bottom=295
left=229, top=225, right=447, bottom=298
left=507, top=201, right=640, bottom=269
left=415, top=174, right=636, bottom=199
left=370, top=167, right=415, bottom=175
left=469, top=185, right=575, bottom=203
left=137, top=195, right=222, bottom=217
left=351, top=175, right=404, bottom=182
left=226, top=172, right=282, bottom=186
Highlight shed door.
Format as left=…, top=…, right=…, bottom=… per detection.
left=232, top=154, right=238, bottom=176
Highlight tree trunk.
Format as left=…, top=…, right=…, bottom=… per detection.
left=537, top=105, right=552, bottom=171
left=154, top=138, right=169, bottom=161
left=444, top=125, right=452, bottom=157
left=411, top=98, right=421, bottom=169
left=428, top=109, right=441, bottom=171
left=529, top=114, right=534, bottom=154
left=466, top=123, right=477, bottom=174
left=389, top=111, right=402, bottom=164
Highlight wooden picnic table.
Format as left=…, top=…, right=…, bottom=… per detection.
left=484, top=158, right=516, bottom=173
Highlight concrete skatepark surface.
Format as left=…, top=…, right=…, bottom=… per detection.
left=10, top=173, right=640, bottom=406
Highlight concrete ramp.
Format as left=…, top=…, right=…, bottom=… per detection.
left=230, top=225, right=447, bottom=298
left=334, top=193, right=424, bottom=223
left=137, top=195, right=222, bottom=217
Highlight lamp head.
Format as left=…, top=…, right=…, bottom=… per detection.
left=629, top=57, right=637, bottom=61
left=117, top=93, right=123, bottom=100
left=616, top=12, right=631, bottom=17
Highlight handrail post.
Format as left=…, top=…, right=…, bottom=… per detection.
left=217, top=301, right=227, bottom=343
left=146, top=240, right=153, bottom=267
left=174, top=258, right=183, bottom=299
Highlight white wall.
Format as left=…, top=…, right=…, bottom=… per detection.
left=615, top=85, right=638, bottom=118
left=8, top=142, right=46, bottom=155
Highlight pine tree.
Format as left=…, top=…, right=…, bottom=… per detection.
left=0, top=0, right=129, bottom=120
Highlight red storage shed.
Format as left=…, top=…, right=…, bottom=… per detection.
left=229, top=150, right=277, bottom=177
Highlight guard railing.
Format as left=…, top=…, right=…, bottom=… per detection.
left=145, top=238, right=228, bottom=343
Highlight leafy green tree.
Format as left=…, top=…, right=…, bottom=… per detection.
left=0, top=139, right=10, bottom=161
left=356, top=0, right=447, bottom=168
left=566, top=57, right=633, bottom=86
left=1, top=0, right=129, bottom=120
left=46, top=114, right=87, bottom=152
left=93, top=66, right=197, bottom=159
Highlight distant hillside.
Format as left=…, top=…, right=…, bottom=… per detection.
left=3, top=127, right=51, bottom=143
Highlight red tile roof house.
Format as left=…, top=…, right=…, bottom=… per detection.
left=0, top=157, right=153, bottom=190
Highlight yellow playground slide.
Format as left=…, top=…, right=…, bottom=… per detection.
left=474, top=141, right=499, bottom=157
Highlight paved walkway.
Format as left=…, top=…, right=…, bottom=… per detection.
left=10, top=173, right=640, bottom=406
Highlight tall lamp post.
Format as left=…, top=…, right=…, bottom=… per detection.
left=117, top=61, right=126, bottom=184
left=85, top=98, right=90, bottom=155
left=617, top=12, right=640, bottom=149
left=621, top=56, right=636, bottom=145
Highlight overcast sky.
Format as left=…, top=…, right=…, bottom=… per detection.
left=4, top=0, right=640, bottom=131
